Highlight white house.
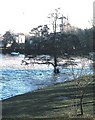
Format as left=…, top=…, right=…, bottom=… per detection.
left=15, top=33, right=25, bottom=44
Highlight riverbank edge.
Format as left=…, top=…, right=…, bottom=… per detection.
left=2, top=75, right=95, bottom=120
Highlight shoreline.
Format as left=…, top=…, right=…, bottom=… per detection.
left=2, top=75, right=95, bottom=119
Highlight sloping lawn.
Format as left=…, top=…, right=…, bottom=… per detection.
left=2, top=75, right=95, bottom=120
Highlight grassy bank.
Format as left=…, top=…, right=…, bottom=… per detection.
left=2, top=75, right=95, bottom=120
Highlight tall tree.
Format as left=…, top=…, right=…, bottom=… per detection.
left=47, top=8, right=62, bottom=73
left=23, top=9, right=79, bottom=73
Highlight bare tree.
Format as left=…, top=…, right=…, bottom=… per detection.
left=66, top=57, right=93, bottom=115
left=47, top=8, right=67, bottom=73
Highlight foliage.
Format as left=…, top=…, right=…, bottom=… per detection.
left=73, top=28, right=93, bottom=55
left=25, top=32, right=79, bottom=56
left=3, top=31, right=16, bottom=48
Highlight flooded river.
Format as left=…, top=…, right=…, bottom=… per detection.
left=0, top=54, right=93, bottom=100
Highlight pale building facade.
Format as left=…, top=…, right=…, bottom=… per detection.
left=15, top=33, right=25, bottom=44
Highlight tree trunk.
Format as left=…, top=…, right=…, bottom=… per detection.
left=53, top=56, right=60, bottom=73
left=80, top=96, right=83, bottom=115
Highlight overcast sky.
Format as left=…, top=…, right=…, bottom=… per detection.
left=0, top=0, right=94, bottom=34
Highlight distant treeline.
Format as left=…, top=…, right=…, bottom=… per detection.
left=2, top=27, right=94, bottom=56
left=25, top=28, right=94, bottom=56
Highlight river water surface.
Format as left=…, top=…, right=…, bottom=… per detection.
left=0, top=54, right=93, bottom=100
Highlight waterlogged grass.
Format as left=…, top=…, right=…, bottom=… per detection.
left=2, top=75, right=95, bottom=120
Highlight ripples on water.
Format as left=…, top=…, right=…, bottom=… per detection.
left=1, top=54, right=93, bottom=100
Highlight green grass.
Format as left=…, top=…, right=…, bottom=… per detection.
left=2, top=75, right=95, bottom=120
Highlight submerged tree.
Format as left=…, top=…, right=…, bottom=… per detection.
left=47, top=8, right=67, bottom=73
left=22, top=8, right=80, bottom=73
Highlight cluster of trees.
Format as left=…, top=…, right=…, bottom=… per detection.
left=2, top=31, right=25, bottom=54
left=73, top=28, right=93, bottom=54
left=25, top=27, right=93, bottom=56
left=25, top=32, right=80, bottom=56
left=2, top=31, right=15, bottom=48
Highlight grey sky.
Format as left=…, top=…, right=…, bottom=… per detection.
left=0, top=0, right=94, bottom=34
